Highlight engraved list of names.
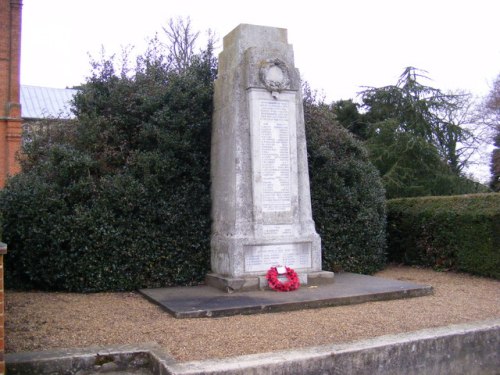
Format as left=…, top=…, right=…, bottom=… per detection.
left=259, top=100, right=291, bottom=213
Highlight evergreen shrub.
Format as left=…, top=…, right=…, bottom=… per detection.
left=304, top=93, right=387, bottom=274
left=387, top=193, right=500, bottom=279
left=0, top=45, right=216, bottom=291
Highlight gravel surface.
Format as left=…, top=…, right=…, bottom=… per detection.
left=5, top=265, right=500, bottom=362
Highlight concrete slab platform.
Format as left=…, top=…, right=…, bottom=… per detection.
left=138, top=272, right=433, bottom=318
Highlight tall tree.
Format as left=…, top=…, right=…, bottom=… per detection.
left=360, top=67, right=470, bottom=171
left=356, top=67, right=487, bottom=198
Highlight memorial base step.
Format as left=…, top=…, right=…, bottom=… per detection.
left=205, top=271, right=334, bottom=293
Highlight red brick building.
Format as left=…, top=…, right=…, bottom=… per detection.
left=0, top=0, right=23, bottom=188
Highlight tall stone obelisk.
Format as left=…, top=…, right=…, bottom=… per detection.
left=208, top=24, right=333, bottom=292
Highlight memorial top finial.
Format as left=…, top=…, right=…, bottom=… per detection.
left=223, top=24, right=288, bottom=50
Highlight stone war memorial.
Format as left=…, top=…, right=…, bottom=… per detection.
left=140, top=23, right=432, bottom=318
left=207, top=23, right=334, bottom=292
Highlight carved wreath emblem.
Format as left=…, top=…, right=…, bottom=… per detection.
left=259, top=58, right=290, bottom=92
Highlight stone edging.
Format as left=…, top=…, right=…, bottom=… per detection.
left=6, top=319, right=500, bottom=375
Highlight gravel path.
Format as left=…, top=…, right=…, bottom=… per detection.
left=5, top=265, right=500, bottom=362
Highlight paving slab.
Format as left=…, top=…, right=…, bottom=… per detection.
left=139, top=272, right=433, bottom=318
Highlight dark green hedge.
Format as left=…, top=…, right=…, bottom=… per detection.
left=305, top=95, right=387, bottom=274
left=0, top=48, right=215, bottom=292
left=387, top=193, right=500, bottom=279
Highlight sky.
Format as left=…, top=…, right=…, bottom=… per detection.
left=20, top=0, right=500, bottom=181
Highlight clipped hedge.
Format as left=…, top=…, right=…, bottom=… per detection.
left=387, top=193, right=500, bottom=279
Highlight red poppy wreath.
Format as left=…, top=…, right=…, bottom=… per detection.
left=266, top=266, right=300, bottom=292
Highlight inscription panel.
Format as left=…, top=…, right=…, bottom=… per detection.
left=259, top=100, right=291, bottom=213
left=248, top=89, right=299, bottom=227
left=244, top=243, right=312, bottom=272
left=262, top=224, right=293, bottom=237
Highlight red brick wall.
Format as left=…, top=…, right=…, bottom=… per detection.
left=0, top=0, right=23, bottom=188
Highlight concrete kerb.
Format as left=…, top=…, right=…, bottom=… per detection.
left=5, top=343, right=165, bottom=375
left=6, top=319, right=500, bottom=375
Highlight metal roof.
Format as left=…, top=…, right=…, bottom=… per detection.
left=20, top=85, right=78, bottom=119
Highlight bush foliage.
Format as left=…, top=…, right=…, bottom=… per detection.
left=0, top=46, right=387, bottom=291
left=0, top=43, right=216, bottom=291
left=304, top=90, right=387, bottom=274
left=387, top=193, right=500, bottom=279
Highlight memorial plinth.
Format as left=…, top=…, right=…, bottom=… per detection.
left=208, top=24, right=334, bottom=292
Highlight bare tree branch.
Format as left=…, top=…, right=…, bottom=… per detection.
left=162, top=17, right=200, bottom=73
